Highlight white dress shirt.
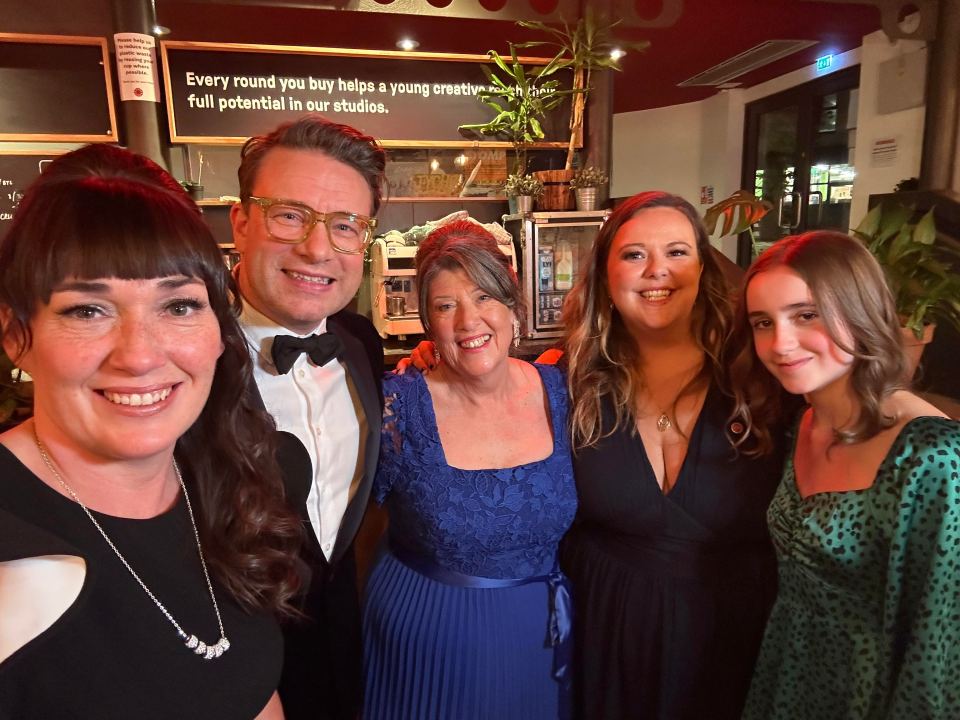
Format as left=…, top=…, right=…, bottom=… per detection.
left=240, top=301, right=367, bottom=561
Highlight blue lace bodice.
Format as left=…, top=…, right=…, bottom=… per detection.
left=375, top=364, right=577, bottom=579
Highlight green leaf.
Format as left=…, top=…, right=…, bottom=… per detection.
left=854, top=203, right=882, bottom=237
left=878, top=204, right=914, bottom=242
left=914, top=208, right=937, bottom=245
left=489, top=50, right=512, bottom=76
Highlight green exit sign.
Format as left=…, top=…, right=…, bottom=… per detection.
left=816, top=55, right=833, bottom=70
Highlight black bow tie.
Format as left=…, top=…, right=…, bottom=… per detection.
left=270, top=332, right=343, bottom=374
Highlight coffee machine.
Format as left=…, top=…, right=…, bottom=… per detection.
left=368, top=238, right=423, bottom=339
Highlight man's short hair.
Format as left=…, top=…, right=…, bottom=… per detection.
left=238, top=114, right=387, bottom=214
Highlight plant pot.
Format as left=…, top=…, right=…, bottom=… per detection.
left=533, top=169, right=574, bottom=210
left=901, top=322, right=935, bottom=383
left=575, top=187, right=599, bottom=211
left=515, top=195, right=534, bottom=213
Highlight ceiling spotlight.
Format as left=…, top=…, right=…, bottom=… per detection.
left=610, top=48, right=626, bottom=61
left=397, top=38, right=420, bottom=51
left=152, top=24, right=171, bottom=37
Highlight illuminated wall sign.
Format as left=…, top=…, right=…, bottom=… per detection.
left=816, top=54, right=833, bottom=71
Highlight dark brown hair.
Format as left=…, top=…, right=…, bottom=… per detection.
left=564, top=191, right=734, bottom=448
left=729, top=231, right=907, bottom=453
left=415, top=219, right=525, bottom=338
left=238, top=114, right=387, bottom=214
left=0, top=143, right=303, bottom=615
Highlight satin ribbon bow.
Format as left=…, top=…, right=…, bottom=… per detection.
left=270, top=332, right=343, bottom=374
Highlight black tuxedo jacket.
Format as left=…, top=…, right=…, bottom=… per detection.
left=248, top=309, right=384, bottom=720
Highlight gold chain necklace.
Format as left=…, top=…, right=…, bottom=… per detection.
left=33, top=431, right=231, bottom=660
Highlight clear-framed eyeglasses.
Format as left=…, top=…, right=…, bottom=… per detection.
left=246, top=196, right=377, bottom=254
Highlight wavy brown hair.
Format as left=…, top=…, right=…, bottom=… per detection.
left=0, top=144, right=303, bottom=615
left=565, top=191, right=734, bottom=448
left=728, top=231, right=907, bottom=454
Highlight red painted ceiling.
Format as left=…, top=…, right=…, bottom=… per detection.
left=156, top=0, right=882, bottom=114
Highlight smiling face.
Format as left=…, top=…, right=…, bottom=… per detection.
left=747, top=266, right=855, bottom=398
left=6, top=276, right=223, bottom=463
left=427, top=267, right=515, bottom=381
left=231, top=147, right=373, bottom=333
left=605, top=206, right=703, bottom=339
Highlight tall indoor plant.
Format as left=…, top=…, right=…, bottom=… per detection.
left=459, top=45, right=576, bottom=175
left=516, top=9, right=649, bottom=170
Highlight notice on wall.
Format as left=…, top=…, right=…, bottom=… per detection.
left=114, top=33, right=160, bottom=102
left=870, top=136, right=899, bottom=167
left=161, top=42, right=571, bottom=146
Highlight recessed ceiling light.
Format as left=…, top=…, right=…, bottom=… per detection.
left=152, top=24, right=171, bottom=37
left=397, top=38, right=419, bottom=51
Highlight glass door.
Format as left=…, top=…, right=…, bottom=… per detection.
left=740, top=66, right=860, bottom=264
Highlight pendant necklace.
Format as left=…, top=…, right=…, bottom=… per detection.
left=34, top=431, right=231, bottom=660
left=650, top=368, right=701, bottom=433
left=656, top=411, right=673, bottom=433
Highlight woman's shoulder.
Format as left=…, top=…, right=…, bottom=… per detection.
left=0, top=506, right=80, bottom=561
left=382, top=367, right=424, bottom=397
left=885, top=392, right=957, bottom=449
left=530, top=360, right=566, bottom=386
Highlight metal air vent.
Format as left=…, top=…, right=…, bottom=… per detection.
left=678, top=39, right=818, bottom=87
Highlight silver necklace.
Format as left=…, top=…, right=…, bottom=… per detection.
left=34, top=432, right=231, bottom=660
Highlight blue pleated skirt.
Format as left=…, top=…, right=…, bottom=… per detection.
left=362, top=550, right=560, bottom=720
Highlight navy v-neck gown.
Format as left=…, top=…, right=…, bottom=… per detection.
left=561, top=386, right=786, bottom=720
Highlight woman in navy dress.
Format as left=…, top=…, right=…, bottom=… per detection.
left=362, top=221, right=577, bottom=719
left=560, top=192, right=788, bottom=720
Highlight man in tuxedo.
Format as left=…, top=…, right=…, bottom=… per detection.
left=229, top=115, right=386, bottom=720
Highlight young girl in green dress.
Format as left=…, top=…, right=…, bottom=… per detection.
left=731, top=230, right=959, bottom=719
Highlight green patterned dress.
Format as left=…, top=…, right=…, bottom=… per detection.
left=743, top=416, right=960, bottom=720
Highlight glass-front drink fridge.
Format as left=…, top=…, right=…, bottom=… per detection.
left=503, top=210, right=609, bottom=340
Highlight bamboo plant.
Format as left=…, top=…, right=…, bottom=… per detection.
left=459, top=45, right=577, bottom=175
left=516, top=9, right=650, bottom=170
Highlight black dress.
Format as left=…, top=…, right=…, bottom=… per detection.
left=561, top=386, right=786, bottom=720
left=0, top=446, right=282, bottom=720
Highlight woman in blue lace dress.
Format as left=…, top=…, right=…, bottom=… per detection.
left=362, top=220, right=577, bottom=720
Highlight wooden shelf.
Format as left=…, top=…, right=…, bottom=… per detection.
left=196, top=197, right=506, bottom=206
left=387, top=196, right=506, bottom=202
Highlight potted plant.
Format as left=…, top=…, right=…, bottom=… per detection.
left=503, top=173, right=544, bottom=213
left=180, top=179, right=204, bottom=201
left=569, top=166, right=608, bottom=210
left=517, top=9, right=650, bottom=171
left=852, top=202, right=960, bottom=376
left=459, top=45, right=576, bottom=176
